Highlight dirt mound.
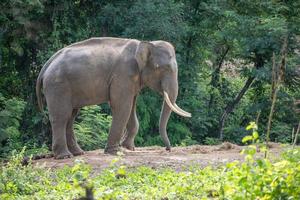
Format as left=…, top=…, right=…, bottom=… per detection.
left=33, top=143, right=282, bottom=170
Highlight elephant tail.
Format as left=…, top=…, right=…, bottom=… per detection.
left=36, top=49, right=63, bottom=111
left=36, top=72, right=45, bottom=112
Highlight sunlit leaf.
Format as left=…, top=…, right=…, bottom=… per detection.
left=242, top=135, right=253, bottom=143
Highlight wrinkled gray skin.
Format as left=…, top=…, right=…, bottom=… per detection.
left=36, top=37, right=190, bottom=159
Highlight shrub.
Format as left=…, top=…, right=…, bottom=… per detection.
left=1, top=122, right=299, bottom=199
left=0, top=94, right=26, bottom=158
left=204, top=137, right=222, bottom=145
left=0, top=94, right=49, bottom=159
left=0, top=148, right=88, bottom=200
left=0, top=146, right=299, bottom=199
left=74, top=105, right=112, bottom=150
left=270, top=121, right=293, bottom=143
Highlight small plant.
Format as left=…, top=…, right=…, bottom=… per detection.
left=204, top=137, right=221, bottom=145
left=74, top=105, right=112, bottom=150
left=241, top=122, right=267, bottom=159
left=242, top=121, right=259, bottom=144
left=180, top=135, right=198, bottom=146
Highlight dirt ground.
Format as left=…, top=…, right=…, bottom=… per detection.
left=33, top=142, right=283, bottom=170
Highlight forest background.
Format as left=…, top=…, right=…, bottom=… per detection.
left=0, top=0, right=299, bottom=158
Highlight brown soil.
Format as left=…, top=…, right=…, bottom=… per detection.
left=33, top=142, right=283, bottom=170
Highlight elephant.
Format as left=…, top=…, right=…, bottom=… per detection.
left=36, top=37, right=191, bottom=159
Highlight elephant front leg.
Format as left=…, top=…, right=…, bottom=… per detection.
left=122, top=96, right=139, bottom=151
left=104, top=96, right=133, bottom=154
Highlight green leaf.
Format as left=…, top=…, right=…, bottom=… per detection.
left=117, top=166, right=126, bottom=176
left=242, top=135, right=253, bottom=143
left=252, top=131, right=259, bottom=140
left=246, top=122, right=257, bottom=130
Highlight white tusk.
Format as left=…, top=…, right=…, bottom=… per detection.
left=174, top=103, right=192, bottom=117
left=163, top=91, right=191, bottom=117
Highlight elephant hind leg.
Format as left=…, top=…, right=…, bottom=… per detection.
left=66, top=109, right=84, bottom=156
left=46, top=89, right=73, bottom=159
left=48, top=109, right=73, bottom=159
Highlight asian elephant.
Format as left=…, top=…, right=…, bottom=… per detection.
left=36, top=37, right=191, bottom=159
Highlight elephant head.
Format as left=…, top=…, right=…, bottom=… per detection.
left=135, top=41, right=191, bottom=150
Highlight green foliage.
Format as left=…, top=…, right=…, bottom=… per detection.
left=0, top=148, right=90, bottom=199
left=243, top=122, right=259, bottom=143
left=282, top=148, right=300, bottom=163
left=0, top=94, right=49, bottom=158
left=74, top=105, right=112, bottom=151
left=270, top=121, right=293, bottom=143
left=0, top=94, right=26, bottom=158
left=1, top=0, right=300, bottom=155
left=1, top=144, right=299, bottom=199
left=204, top=137, right=221, bottom=145
left=240, top=122, right=267, bottom=158
left=122, top=0, right=186, bottom=42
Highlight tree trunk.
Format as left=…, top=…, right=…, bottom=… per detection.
left=265, top=37, right=287, bottom=157
left=218, top=76, right=255, bottom=140
left=208, top=45, right=230, bottom=111
left=218, top=53, right=264, bottom=140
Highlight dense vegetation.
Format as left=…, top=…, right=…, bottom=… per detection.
left=0, top=0, right=300, bottom=157
left=1, top=139, right=300, bottom=199
left=1, top=1, right=300, bottom=199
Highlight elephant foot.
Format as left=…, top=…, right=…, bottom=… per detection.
left=71, top=149, right=85, bottom=156
left=121, top=138, right=135, bottom=151
left=104, top=145, right=121, bottom=155
left=69, top=145, right=85, bottom=156
left=121, top=142, right=135, bottom=151
left=166, top=146, right=171, bottom=152
left=54, top=150, right=73, bottom=159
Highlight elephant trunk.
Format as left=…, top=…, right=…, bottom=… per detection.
left=159, top=100, right=172, bottom=151
left=159, top=78, right=191, bottom=151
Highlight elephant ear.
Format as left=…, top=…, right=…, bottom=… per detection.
left=135, top=41, right=154, bottom=71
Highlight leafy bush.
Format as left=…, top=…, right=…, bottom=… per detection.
left=1, top=122, right=299, bottom=199
left=1, top=145, right=299, bottom=199
left=140, top=120, right=197, bottom=147
left=270, top=121, right=293, bottom=143
left=0, top=148, right=89, bottom=200
left=74, top=105, right=112, bottom=150
left=180, top=135, right=198, bottom=146
left=204, top=137, right=222, bottom=145
left=0, top=94, right=26, bottom=158
left=223, top=124, right=249, bottom=144
left=0, top=94, right=49, bottom=159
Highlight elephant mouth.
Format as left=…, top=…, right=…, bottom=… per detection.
left=163, top=91, right=191, bottom=117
